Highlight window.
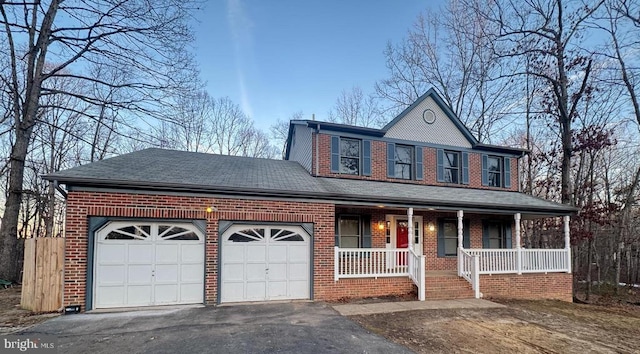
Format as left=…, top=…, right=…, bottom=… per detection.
left=338, top=216, right=361, bottom=248
left=394, top=144, right=413, bottom=179
left=487, top=156, right=502, bottom=187
left=340, top=138, right=360, bottom=175
left=437, top=219, right=470, bottom=257
left=442, top=221, right=458, bottom=257
left=444, top=151, right=460, bottom=184
left=482, top=221, right=512, bottom=249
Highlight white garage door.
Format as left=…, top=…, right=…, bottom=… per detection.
left=94, top=221, right=204, bottom=309
left=221, top=224, right=310, bottom=303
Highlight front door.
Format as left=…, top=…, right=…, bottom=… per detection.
left=396, top=220, right=408, bottom=265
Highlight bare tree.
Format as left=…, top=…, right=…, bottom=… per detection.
left=328, top=87, right=385, bottom=128
left=0, top=0, right=199, bottom=282
left=375, top=0, right=517, bottom=141
left=271, top=111, right=303, bottom=159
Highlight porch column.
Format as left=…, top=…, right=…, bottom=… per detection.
left=457, top=210, right=464, bottom=277
left=515, top=213, right=522, bottom=275
left=407, top=207, right=414, bottom=251
left=564, top=215, right=572, bottom=273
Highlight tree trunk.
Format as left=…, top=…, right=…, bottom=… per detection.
left=0, top=127, right=32, bottom=282
left=586, top=237, right=593, bottom=301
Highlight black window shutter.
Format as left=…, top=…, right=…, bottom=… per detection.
left=481, top=154, right=489, bottom=186
left=462, top=152, right=469, bottom=185
left=504, top=157, right=511, bottom=188
left=362, top=140, right=371, bottom=176
left=463, top=220, right=471, bottom=248
left=387, top=143, right=395, bottom=178
left=437, top=219, right=445, bottom=257
left=415, top=146, right=423, bottom=180
left=436, top=149, right=444, bottom=182
left=504, top=222, right=512, bottom=249
left=482, top=221, right=490, bottom=248
left=331, top=136, right=340, bottom=173
left=362, top=215, right=372, bottom=248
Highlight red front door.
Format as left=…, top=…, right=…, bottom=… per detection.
left=396, top=221, right=408, bottom=265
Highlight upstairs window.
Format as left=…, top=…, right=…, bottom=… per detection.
left=437, top=149, right=468, bottom=184
left=393, top=144, right=413, bottom=180
left=331, top=136, right=371, bottom=176
left=340, top=138, right=360, bottom=175
left=482, top=154, right=511, bottom=188
left=487, top=156, right=502, bottom=187
left=444, top=151, right=460, bottom=184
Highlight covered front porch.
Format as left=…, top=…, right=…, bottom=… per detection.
left=333, top=206, right=572, bottom=301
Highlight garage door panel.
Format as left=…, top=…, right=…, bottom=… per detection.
left=221, top=282, right=244, bottom=302
left=181, top=264, right=203, bottom=282
left=288, top=245, right=309, bottom=262
left=97, top=244, right=126, bottom=263
left=128, top=244, right=154, bottom=264
left=268, top=263, right=287, bottom=281
left=98, top=265, right=126, bottom=284
left=288, top=264, right=308, bottom=280
left=245, top=282, right=266, bottom=300
left=222, top=263, right=244, bottom=281
left=95, top=221, right=204, bottom=309
left=181, top=244, right=204, bottom=263
left=128, top=264, right=153, bottom=283
left=246, top=263, right=267, bottom=280
left=224, top=246, right=246, bottom=262
left=155, top=264, right=178, bottom=282
left=180, top=283, right=203, bottom=302
left=288, top=280, right=309, bottom=297
left=127, top=285, right=152, bottom=305
left=246, top=245, right=266, bottom=262
left=155, top=244, right=179, bottom=263
left=154, top=284, right=178, bottom=304
left=268, top=281, right=287, bottom=298
left=268, top=245, right=287, bottom=262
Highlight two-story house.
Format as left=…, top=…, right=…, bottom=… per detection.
left=46, top=89, right=576, bottom=311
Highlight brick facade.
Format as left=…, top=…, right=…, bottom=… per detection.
left=64, top=191, right=571, bottom=309
left=314, top=133, right=519, bottom=192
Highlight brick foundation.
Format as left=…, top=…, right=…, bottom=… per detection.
left=480, top=273, right=573, bottom=302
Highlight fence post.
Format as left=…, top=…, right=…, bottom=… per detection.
left=473, top=255, right=480, bottom=299
left=334, top=246, right=339, bottom=282
left=457, top=248, right=462, bottom=276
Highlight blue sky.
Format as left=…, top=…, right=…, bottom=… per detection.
left=191, top=1, right=440, bottom=131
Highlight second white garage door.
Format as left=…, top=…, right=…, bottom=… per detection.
left=221, top=224, right=311, bottom=303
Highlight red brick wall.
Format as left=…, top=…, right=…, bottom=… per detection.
left=480, top=273, right=573, bottom=302
left=63, top=191, right=337, bottom=308
left=315, top=133, right=519, bottom=191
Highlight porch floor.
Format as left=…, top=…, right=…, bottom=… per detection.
left=332, top=298, right=505, bottom=316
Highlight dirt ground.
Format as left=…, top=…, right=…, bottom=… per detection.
left=0, top=287, right=59, bottom=335
left=351, top=295, right=640, bottom=354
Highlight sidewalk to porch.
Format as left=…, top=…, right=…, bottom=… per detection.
left=332, top=298, right=505, bottom=316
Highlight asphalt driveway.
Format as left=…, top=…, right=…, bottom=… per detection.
left=20, top=302, right=412, bottom=354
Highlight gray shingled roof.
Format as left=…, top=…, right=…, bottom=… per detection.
left=45, top=148, right=575, bottom=215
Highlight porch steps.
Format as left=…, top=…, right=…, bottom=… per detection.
left=425, top=271, right=475, bottom=300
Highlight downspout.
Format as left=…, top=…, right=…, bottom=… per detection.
left=53, top=180, right=68, bottom=199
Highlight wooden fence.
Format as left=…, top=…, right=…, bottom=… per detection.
left=21, top=237, right=64, bottom=312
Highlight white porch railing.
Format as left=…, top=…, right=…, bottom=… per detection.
left=408, top=248, right=426, bottom=301
left=459, top=249, right=480, bottom=298
left=334, top=247, right=426, bottom=301
left=464, top=248, right=571, bottom=275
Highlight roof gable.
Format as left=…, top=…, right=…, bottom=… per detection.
left=382, top=88, right=478, bottom=148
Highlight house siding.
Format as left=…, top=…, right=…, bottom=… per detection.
left=315, top=133, right=518, bottom=191
left=288, top=124, right=314, bottom=173
left=383, top=96, right=473, bottom=148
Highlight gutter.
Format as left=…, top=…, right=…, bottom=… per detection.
left=53, top=180, right=68, bottom=199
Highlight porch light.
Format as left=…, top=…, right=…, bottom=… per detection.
left=427, top=222, right=435, bottom=232
left=378, top=221, right=385, bottom=230
left=206, top=206, right=217, bottom=213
